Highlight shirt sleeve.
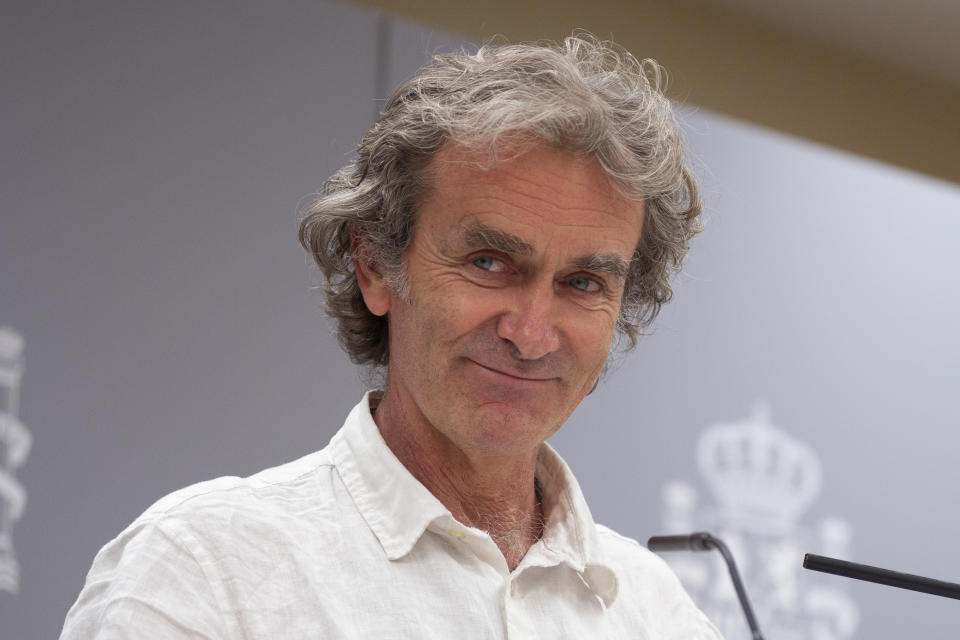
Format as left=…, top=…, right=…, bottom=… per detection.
left=61, top=519, right=230, bottom=639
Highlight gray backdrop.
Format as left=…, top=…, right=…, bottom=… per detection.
left=2, top=2, right=959, bottom=639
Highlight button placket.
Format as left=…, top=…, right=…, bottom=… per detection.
left=504, top=574, right=538, bottom=640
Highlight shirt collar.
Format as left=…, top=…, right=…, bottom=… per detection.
left=329, top=391, right=449, bottom=560
left=532, top=442, right=620, bottom=607
left=329, top=392, right=619, bottom=606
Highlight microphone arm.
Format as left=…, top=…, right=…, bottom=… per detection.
left=648, top=532, right=765, bottom=640
left=803, top=553, right=960, bottom=600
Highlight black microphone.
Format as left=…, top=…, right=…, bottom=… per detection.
left=803, top=553, right=960, bottom=600
left=648, top=532, right=764, bottom=640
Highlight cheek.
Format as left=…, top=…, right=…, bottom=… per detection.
left=582, top=328, right=614, bottom=360
left=566, top=305, right=618, bottom=350
left=570, top=321, right=617, bottom=374
left=394, top=288, right=490, bottom=366
left=432, top=286, right=506, bottom=332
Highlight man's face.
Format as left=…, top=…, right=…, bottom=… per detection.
left=370, top=143, right=644, bottom=458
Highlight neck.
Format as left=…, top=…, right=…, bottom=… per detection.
left=372, top=389, right=544, bottom=571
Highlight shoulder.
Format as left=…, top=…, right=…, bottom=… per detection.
left=143, top=448, right=335, bottom=518
left=594, top=523, right=674, bottom=574
left=594, top=524, right=725, bottom=639
left=119, top=448, right=351, bottom=562
left=77, top=447, right=345, bottom=589
left=89, top=447, right=341, bottom=567
left=62, top=448, right=346, bottom=638
left=593, top=524, right=693, bottom=594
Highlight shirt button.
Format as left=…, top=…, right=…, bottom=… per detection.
left=509, top=580, right=517, bottom=597
left=448, top=529, right=466, bottom=539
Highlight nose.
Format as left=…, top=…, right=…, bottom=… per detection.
left=496, top=281, right=561, bottom=361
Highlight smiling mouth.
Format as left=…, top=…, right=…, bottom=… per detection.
left=469, top=360, right=555, bottom=383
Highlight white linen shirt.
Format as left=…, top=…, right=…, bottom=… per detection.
left=62, top=393, right=722, bottom=639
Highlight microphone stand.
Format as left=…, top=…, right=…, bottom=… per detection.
left=648, top=532, right=765, bottom=640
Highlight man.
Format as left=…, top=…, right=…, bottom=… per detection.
left=63, top=35, right=720, bottom=638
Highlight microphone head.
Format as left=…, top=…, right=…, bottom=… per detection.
left=647, top=532, right=715, bottom=552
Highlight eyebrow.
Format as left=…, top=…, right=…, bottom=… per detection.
left=461, top=222, right=533, bottom=256
left=574, top=253, right=630, bottom=280
left=460, top=221, right=631, bottom=281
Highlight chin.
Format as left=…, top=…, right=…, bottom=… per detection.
left=457, top=402, right=555, bottom=451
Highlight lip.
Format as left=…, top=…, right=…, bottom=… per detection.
left=468, top=359, right=555, bottom=383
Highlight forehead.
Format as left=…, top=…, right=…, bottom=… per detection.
left=420, top=142, right=644, bottom=254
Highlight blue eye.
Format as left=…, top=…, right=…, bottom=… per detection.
left=473, top=256, right=496, bottom=271
left=569, top=275, right=600, bottom=292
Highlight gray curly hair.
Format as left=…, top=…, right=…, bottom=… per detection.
left=299, top=34, right=702, bottom=367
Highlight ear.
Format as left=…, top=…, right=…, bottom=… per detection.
left=351, top=229, right=392, bottom=317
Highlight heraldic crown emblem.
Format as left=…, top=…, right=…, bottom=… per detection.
left=0, top=326, right=31, bottom=594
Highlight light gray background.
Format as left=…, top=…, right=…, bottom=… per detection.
left=2, top=2, right=959, bottom=638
